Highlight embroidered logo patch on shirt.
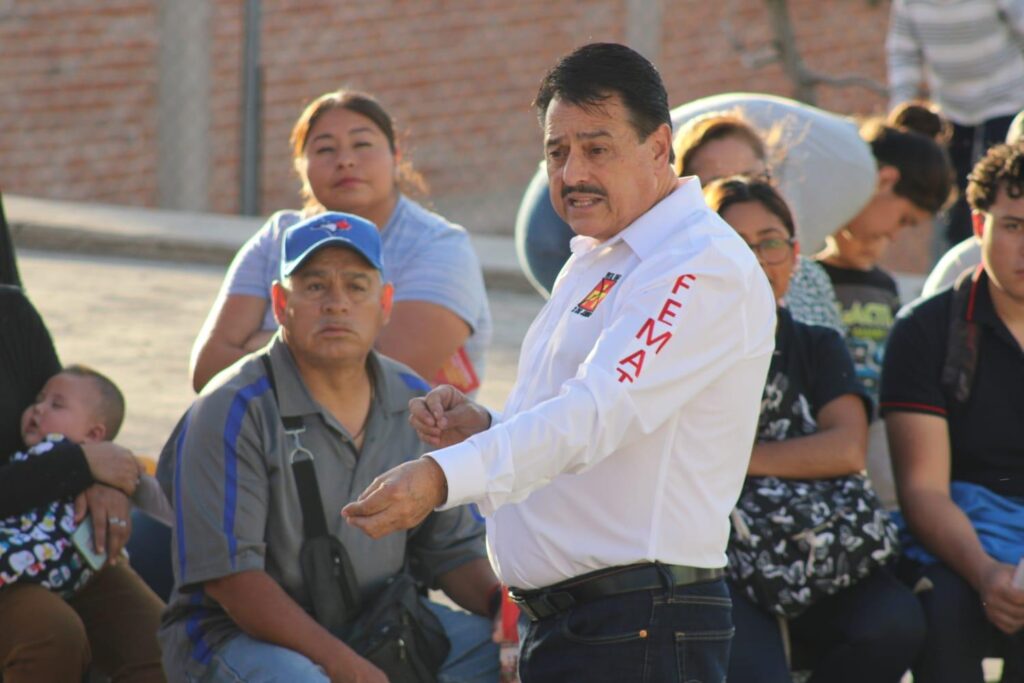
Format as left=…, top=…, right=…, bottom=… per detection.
left=572, top=272, right=621, bottom=317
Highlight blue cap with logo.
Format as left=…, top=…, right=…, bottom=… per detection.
left=280, top=211, right=383, bottom=279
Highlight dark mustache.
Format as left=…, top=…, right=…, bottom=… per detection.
left=562, top=184, right=606, bottom=199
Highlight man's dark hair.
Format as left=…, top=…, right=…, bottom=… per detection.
left=861, top=119, right=955, bottom=215
left=62, top=364, right=126, bottom=440
left=533, top=43, right=673, bottom=161
left=966, top=142, right=1024, bottom=212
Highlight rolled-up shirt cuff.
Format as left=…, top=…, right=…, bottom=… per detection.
left=424, top=441, right=488, bottom=510
left=485, top=407, right=502, bottom=427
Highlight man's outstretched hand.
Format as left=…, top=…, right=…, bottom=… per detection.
left=409, top=384, right=491, bottom=448
left=342, top=458, right=449, bottom=539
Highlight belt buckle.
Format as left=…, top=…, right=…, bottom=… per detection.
left=508, top=590, right=541, bottom=622
left=507, top=593, right=540, bottom=626
left=510, top=590, right=574, bottom=622
left=515, top=598, right=540, bottom=622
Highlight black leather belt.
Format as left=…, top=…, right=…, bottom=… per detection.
left=509, top=563, right=725, bottom=622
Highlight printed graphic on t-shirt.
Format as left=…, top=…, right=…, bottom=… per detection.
left=572, top=272, right=621, bottom=317
left=841, top=301, right=894, bottom=400
left=0, top=437, right=92, bottom=598
left=819, top=264, right=900, bottom=407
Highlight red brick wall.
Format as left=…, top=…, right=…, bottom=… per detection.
left=660, top=0, right=888, bottom=114
left=208, top=1, right=245, bottom=215
left=249, top=0, right=629, bottom=220
left=3, top=1, right=922, bottom=267
left=0, top=2, right=159, bottom=204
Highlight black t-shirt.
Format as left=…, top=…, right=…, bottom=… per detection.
left=0, top=193, right=20, bottom=287
left=0, top=286, right=93, bottom=516
left=758, top=307, right=870, bottom=442
left=0, top=285, right=61, bottom=454
left=880, top=273, right=1024, bottom=497
left=819, top=263, right=900, bottom=412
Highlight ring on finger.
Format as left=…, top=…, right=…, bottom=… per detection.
left=109, top=516, right=128, bottom=528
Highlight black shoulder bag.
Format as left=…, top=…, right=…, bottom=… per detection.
left=940, top=266, right=981, bottom=405
left=261, top=356, right=450, bottom=683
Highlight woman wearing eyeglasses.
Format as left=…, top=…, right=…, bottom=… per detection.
left=515, top=93, right=872, bottom=335
left=516, top=95, right=954, bottom=338
left=670, top=110, right=847, bottom=335
left=704, top=176, right=925, bottom=683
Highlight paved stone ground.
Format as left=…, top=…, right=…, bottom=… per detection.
left=19, top=248, right=544, bottom=458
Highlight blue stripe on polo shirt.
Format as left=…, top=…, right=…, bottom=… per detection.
left=399, top=372, right=431, bottom=393
left=222, top=376, right=271, bottom=569
left=174, top=409, right=193, bottom=579
left=186, top=590, right=214, bottom=665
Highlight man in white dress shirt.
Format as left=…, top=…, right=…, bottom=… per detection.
left=344, top=42, right=776, bottom=682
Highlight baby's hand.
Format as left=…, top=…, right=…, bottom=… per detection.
left=82, top=442, right=141, bottom=495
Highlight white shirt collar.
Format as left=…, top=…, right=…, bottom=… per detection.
left=568, top=177, right=705, bottom=259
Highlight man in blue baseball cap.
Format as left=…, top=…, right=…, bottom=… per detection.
left=156, top=211, right=502, bottom=682
left=279, top=211, right=385, bottom=277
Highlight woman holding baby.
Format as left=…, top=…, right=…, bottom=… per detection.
left=0, top=281, right=165, bottom=683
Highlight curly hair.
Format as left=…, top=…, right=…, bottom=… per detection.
left=966, top=142, right=1024, bottom=212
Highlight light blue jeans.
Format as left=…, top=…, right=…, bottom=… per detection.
left=191, top=599, right=499, bottom=683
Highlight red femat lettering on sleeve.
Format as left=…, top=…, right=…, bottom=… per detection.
left=616, top=274, right=696, bottom=384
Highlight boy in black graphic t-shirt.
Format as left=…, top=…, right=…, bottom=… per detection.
left=817, top=263, right=900, bottom=403
left=817, top=220, right=904, bottom=509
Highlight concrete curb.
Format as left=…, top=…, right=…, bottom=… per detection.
left=6, top=194, right=536, bottom=294
left=6, top=193, right=928, bottom=301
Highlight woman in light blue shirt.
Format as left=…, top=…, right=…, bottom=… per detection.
left=191, top=90, right=492, bottom=394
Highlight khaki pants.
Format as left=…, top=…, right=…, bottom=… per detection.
left=0, top=563, right=165, bottom=683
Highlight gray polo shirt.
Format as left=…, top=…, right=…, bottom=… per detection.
left=155, top=337, right=485, bottom=679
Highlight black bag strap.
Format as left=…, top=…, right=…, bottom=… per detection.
left=260, top=355, right=416, bottom=597
left=261, top=355, right=331, bottom=539
left=940, top=266, right=981, bottom=405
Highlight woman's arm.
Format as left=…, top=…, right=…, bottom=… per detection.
left=0, top=439, right=143, bottom=518
left=747, top=393, right=868, bottom=479
left=191, top=214, right=286, bottom=392
left=190, top=294, right=271, bottom=392
left=376, top=301, right=471, bottom=381
left=0, top=286, right=62, bottom=454
left=0, top=441, right=94, bottom=517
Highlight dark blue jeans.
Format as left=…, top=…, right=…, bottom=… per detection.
left=902, top=561, right=1024, bottom=683
left=518, top=576, right=733, bottom=683
left=126, top=510, right=173, bottom=602
left=727, top=568, right=925, bottom=683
